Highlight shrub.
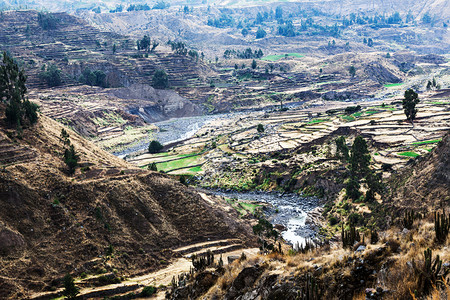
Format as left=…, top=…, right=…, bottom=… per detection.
left=40, top=64, right=63, bottom=87
left=329, top=216, right=338, bottom=226
left=256, top=27, right=267, bottom=39
left=64, top=145, right=79, bottom=174
left=148, top=140, right=163, bottom=153
left=62, top=273, right=79, bottom=299
left=152, top=69, right=169, bottom=89
left=141, top=286, right=156, bottom=296
left=257, top=124, right=264, bottom=133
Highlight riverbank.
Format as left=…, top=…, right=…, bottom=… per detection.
left=206, top=189, right=323, bottom=247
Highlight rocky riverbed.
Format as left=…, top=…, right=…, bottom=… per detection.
left=212, top=190, right=321, bottom=246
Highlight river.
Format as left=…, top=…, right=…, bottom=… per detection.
left=212, top=190, right=320, bottom=247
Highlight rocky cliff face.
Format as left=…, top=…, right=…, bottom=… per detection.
left=112, top=84, right=203, bottom=122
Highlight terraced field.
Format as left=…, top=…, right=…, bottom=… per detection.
left=127, top=90, right=449, bottom=191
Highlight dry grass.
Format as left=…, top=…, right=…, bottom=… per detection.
left=202, top=217, right=450, bottom=300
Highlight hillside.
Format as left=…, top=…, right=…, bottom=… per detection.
left=0, top=109, right=256, bottom=299
left=162, top=131, right=450, bottom=300
left=389, top=132, right=450, bottom=210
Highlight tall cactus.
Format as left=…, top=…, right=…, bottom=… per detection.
left=415, top=248, right=450, bottom=295
left=434, top=210, right=450, bottom=244
left=341, top=224, right=361, bottom=248
left=300, top=273, right=321, bottom=300
left=402, top=209, right=416, bottom=229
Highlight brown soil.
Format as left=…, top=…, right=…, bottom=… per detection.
left=0, top=109, right=256, bottom=299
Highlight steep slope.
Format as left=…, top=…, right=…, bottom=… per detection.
left=0, top=109, right=255, bottom=299
left=389, top=131, right=450, bottom=210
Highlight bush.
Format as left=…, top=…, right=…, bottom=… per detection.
left=257, top=124, right=264, bottom=133
left=38, top=12, right=59, bottom=30
left=64, top=145, right=79, bottom=174
left=329, top=216, right=339, bottom=226
left=148, top=140, right=163, bottom=153
left=62, top=273, right=79, bottom=299
left=141, top=286, right=156, bottom=296
left=256, top=27, right=267, bottom=39
left=40, top=64, right=63, bottom=87
left=152, top=69, right=169, bottom=89
left=80, top=68, right=107, bottom=87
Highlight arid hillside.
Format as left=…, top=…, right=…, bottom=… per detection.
left=0, top=108, right=255, bottom=299
left=389, top=131, right=450, bottom=210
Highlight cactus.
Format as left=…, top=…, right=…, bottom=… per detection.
left=294, top=238, right=315, bottom=253
left=414, top=248, right=450, bottom=295
left=434, top=210, right=450, bottom=244
left=217, top=254, right=223, bottom=268
left=341, top=224, right=361, bottom=248
left=370, top=229, right=378, bottom=244
left=191, top=250, right=214, bottom=271
left=300, top=273, right=321, bottom=300
left=402, top=209, right=416, bottom=229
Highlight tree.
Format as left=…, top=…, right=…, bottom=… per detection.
left=253, top=218, right=278, bottom=252
left=152, top=69, right=169, bottom=89
left=275, top=6, right=283, bottom=19
left=348, top=66, right=356, bottom=77
left=80, top=68, right=106, bottom=87
left=148, top=140, right=163, bottom=153
left=256, top=27, right=267, bottom=39
left=113, top=43, right=116, bottom=54
left=241, top=28, right=249, bottom=36
left=139, top=35, right=151, bottom=52
left=367, top=38, right=374, bottom=47
left=40, top=64, right=62, bottom=87
left=64, top=144, right=79, bottom=175
left=402, top=89, right=419, bottom=124
left=257, top=123, right=264, bottom=133
left=251, top=59, right=257, bottom=69
left=349, top=136, right=370, bottom=177
left=1, top=52, right=39, bottom=128
left=346, top=176, right=361, bottom=200
left=62, top=273, right=79, bottom=299
left=335, top=136, right=349, bottom=161
left=38, top=12, right=59, bottom=30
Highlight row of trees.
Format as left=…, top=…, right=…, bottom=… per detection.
left=137, top=35, right=159, bottom=53
left=223, top=48, right=263, bottom=59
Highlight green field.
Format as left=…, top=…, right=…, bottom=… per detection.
left=384, top=83, right=404, bottom=88
left=398, top=151, right=420, bottom=158
left=412, top=139, right=442, bottom=145
left=341, top=115, right=355, bottom=122
left=306, top=118, right=329, bottom=125
left=188, top=166, right=203, bottom=173
left=156, top=155, right=202, bottom=172
left=225, top=198, right=262, bottom=216
left=262, top=53, right=304, bottom=61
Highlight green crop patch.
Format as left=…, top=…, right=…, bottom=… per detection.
left=341, top=115, right=355, bottom=122
left=188, top=166, right=202, bottom=173
left=239, top=202, right=262, bottom=214
left=365, top=110, right=380, bottom=115
left=156, top=155, right=201, bottom=172
left=262, top=53, right=304, bottom=61
left=384, top=83, right=404, bottom=88
left=412, top=139, right=441, bottom=145
left=398, top=151, right=420, bottom=158
left=306, top=118, right=329, bottom=125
